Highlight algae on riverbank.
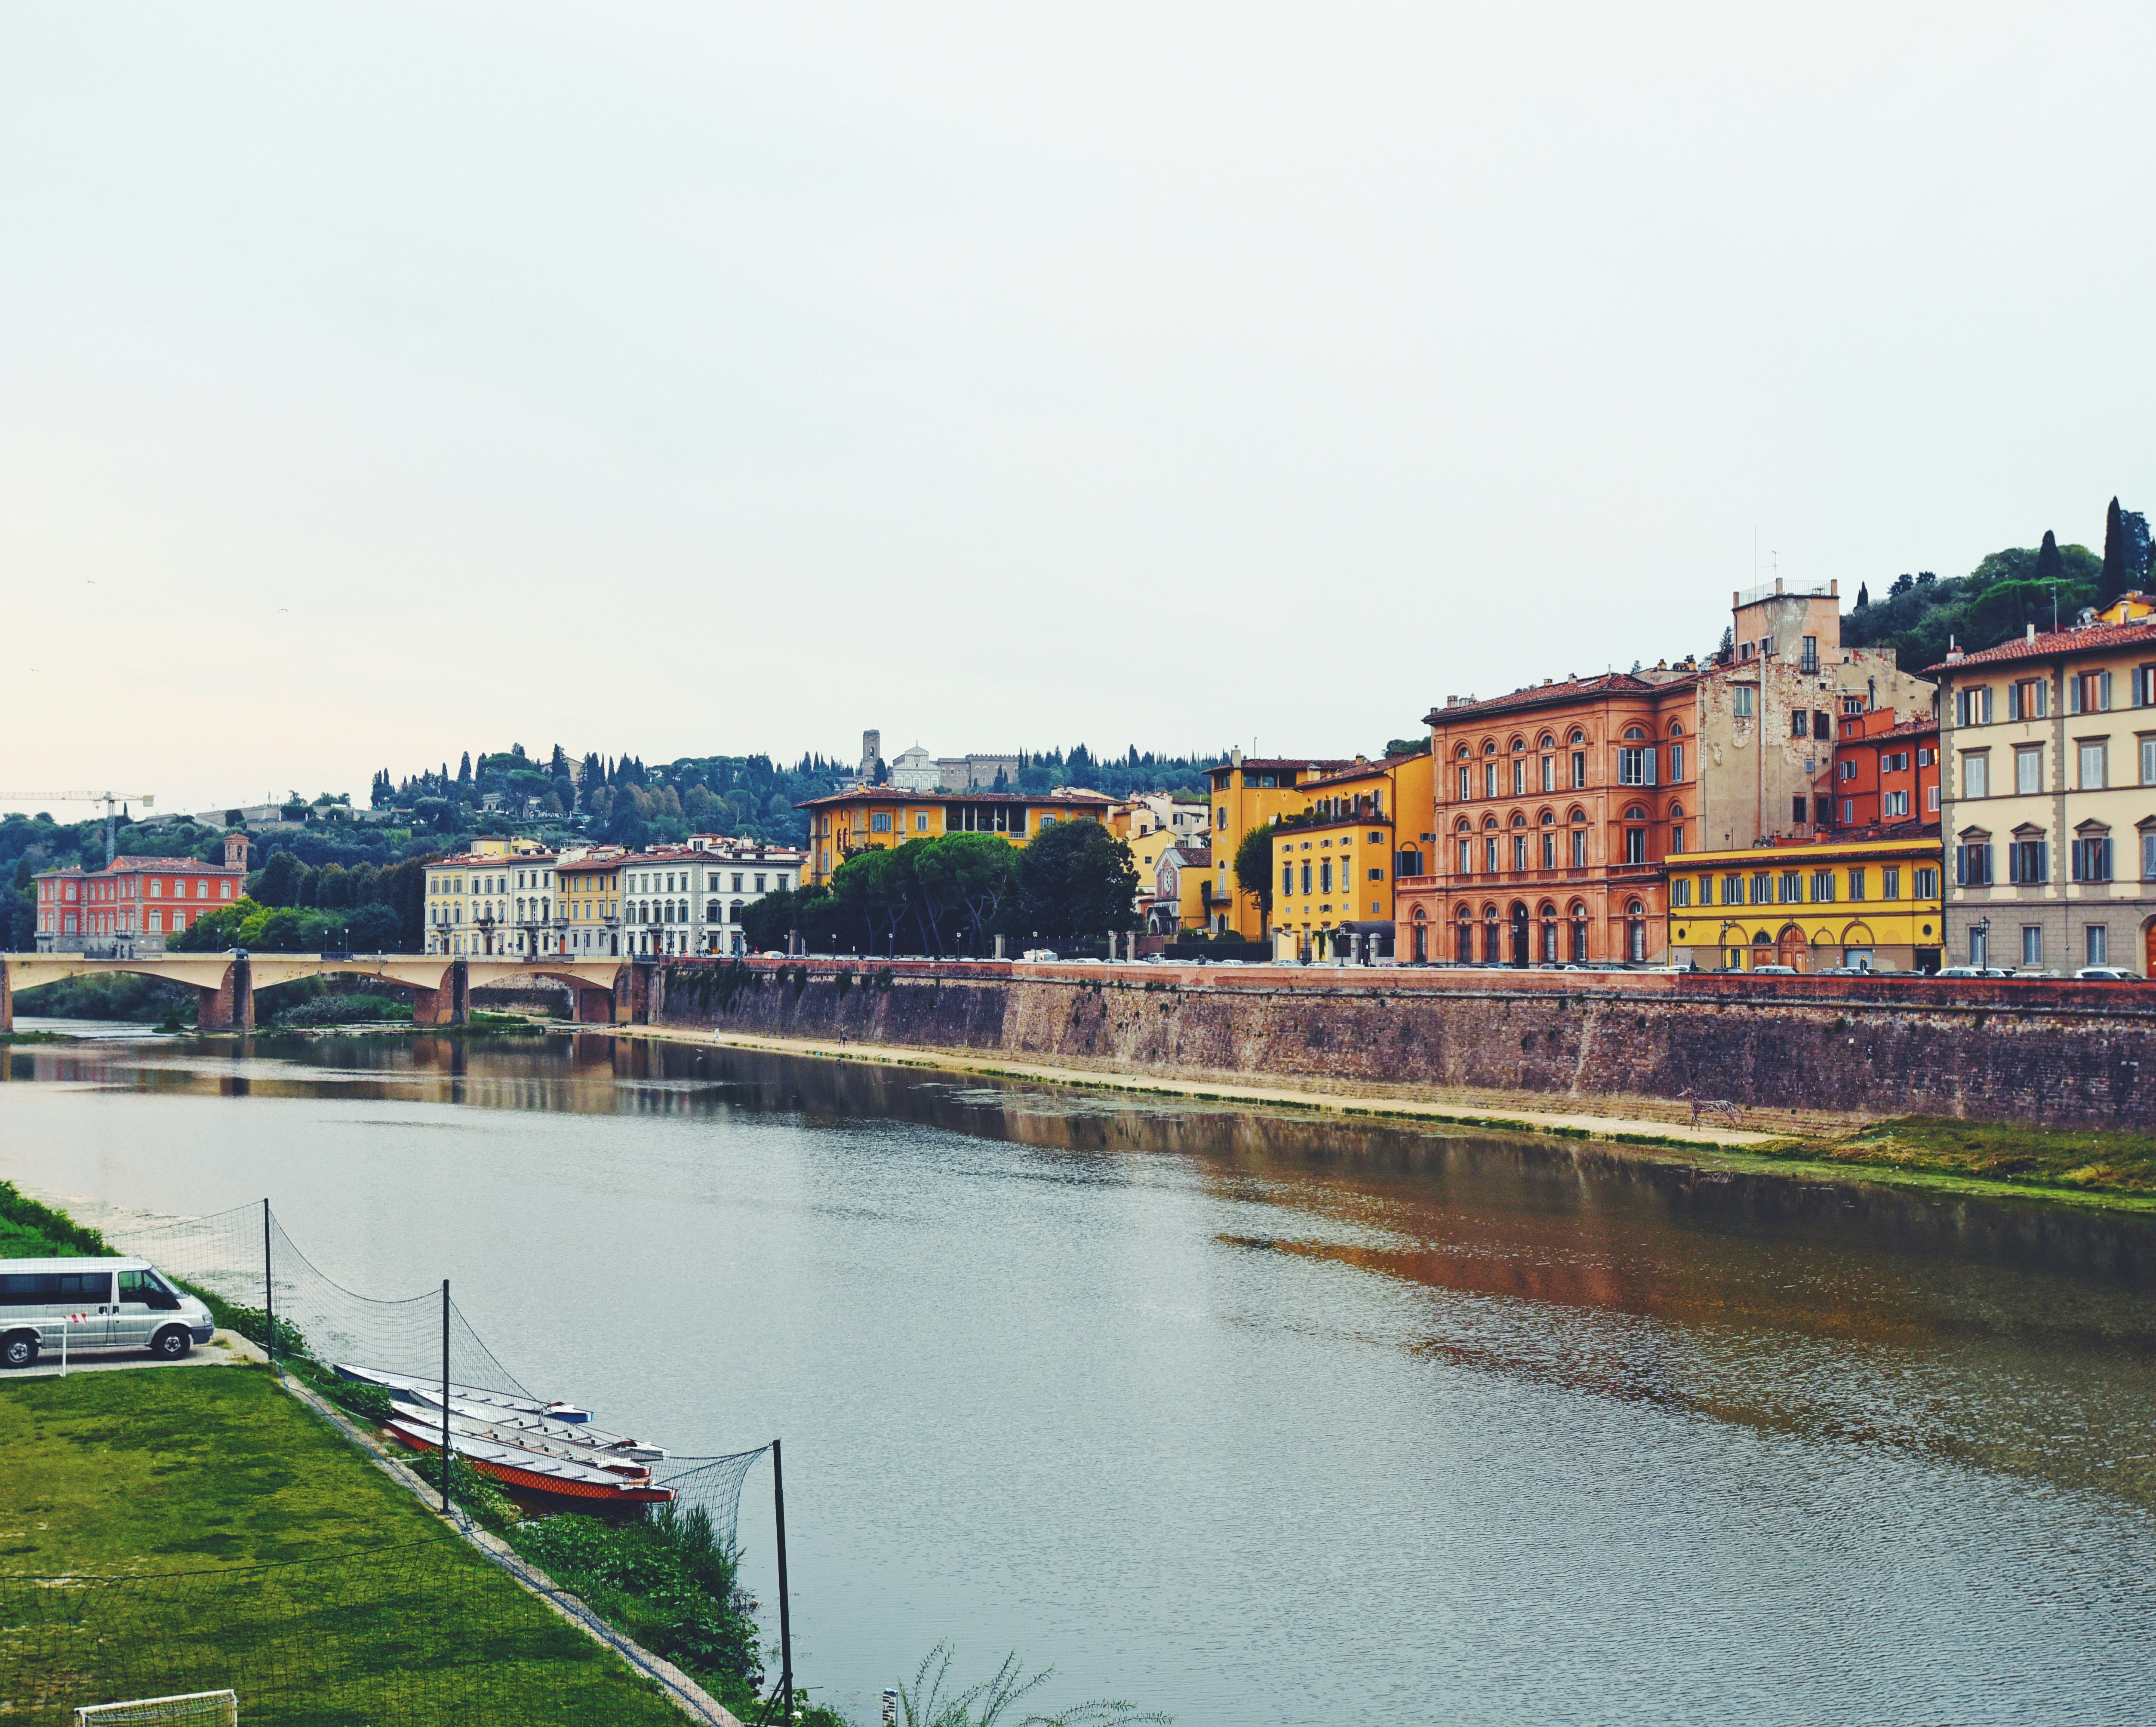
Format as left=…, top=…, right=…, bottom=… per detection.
left=1788, top=1117, right=2156, bottom=1198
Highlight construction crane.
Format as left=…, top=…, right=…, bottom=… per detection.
left=0, top=791, right=157, bottom=864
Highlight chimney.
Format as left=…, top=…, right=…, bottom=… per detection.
left=1230, top=746, right=1244, bottom=766
left=2026, top=623, right=2036, bottom=642
left=1830, top=579, right=1838, bottom=597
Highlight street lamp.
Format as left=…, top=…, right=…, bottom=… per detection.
left=1971, top=915, right=1991, bottom=970
left=1718, top=919, right=1735, bottom=972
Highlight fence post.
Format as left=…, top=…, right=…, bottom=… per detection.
left=441, top=1279, right=452, bottom=1514
left=773, top=1438, right=793, bottom=1724
left=262, top=1198, right=275, bottom=1376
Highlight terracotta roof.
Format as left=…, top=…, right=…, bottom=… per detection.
left=1843, top=715, right=1939, bottom=743
left=1425, top=669, right=1702, bottom=725
left=1926, top=619, right=2156, bottom=674
left=107, top=856, right=240, bottom=872
left=1206, top=758, right=1356, bottom=776
left=796, top=787, right=1114, bottom=808
left=1302, top=753, right=1421, bottom=790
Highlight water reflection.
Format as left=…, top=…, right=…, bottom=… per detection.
left=8, top=1024, right=2156, bottom=1724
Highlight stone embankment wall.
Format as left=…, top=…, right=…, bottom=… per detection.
left=651, top=959, right=2156, bottom=1131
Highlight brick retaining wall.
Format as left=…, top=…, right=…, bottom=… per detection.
left=650, top=959, right=2156, bottom=1131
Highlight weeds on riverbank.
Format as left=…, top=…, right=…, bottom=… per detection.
left=895, top=1643, right=1171, bottom=1727
left=0, top=1176, right=112, bottom=1257
left=1772, top=1116, right=2156, bottom=1196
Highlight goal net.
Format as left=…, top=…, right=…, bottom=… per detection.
left=74, top=1691, right=238, bottom=1726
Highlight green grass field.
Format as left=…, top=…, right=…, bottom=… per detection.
left=0, top=1367, right=685, bottom=1725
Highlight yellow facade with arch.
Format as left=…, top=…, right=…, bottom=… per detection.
left=1665, top=834, right=1945, bottom=973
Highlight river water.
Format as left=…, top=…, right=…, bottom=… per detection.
left=5, top=1023, right=2156, bottom=1726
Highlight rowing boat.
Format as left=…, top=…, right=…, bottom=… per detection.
left=332, top=1362, right=593, bottom=1423
left=385, top=1416, right=672, bottom=1506
left=396, top=1386, right=664, bottom=1461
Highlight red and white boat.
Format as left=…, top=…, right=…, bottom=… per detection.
left=387, top=1416, right=674, bottom=1506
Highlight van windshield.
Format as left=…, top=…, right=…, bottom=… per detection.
left=117, top=1269, right=183, bottom=1309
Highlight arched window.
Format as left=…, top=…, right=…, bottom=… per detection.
left=1482, top=739, right=1498, bottom=755
left=1510, top=811, right=1528, bottom=827
left=1455, top=744, right=1470, bottom=758
left=1510, top=737, right=1526, bottom=753
left=1510, top=811, right=1529, bottom=871
left=1568, top=899, right=1589, bottom=962
left=1538, top=900, right=1558, bottom=964
left=1538, top=807, right=1557, bottom=868
left=1627, top=898, right=1648, bottom=964
left=1455, top=905, right=1473, bottom=962
left=1623, top=725, right=1648, bottom=741
left=1482, top=901, right=1503, bottom=965
left=1568, top=729, right=1585, bottom=744
left=1568, top=806, right=1590, bottom=869
left=1669, top=720, right=1685, bottom=736
left=1623, top=805, right=1649, bottom=865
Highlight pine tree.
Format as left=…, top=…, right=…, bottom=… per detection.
left=2035, top=529, right=2064, bottom=593
left=2101, top=497, right=2129, bottom=604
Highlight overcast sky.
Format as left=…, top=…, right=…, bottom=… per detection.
left=7, top=3, right=2156, bottom=814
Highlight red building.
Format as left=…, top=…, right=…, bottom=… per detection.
left=36, top=834, right=250, bottom=956
left=1827, top=708, right=1941, bottom=832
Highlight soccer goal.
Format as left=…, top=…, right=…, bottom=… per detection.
left=74, top=1692, right=238, bottom=1726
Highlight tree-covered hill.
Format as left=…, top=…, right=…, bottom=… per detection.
left=1842, top=502, right=2149, bottom=671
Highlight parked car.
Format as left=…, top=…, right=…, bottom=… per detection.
left=1936, top=965, right=2012, bottom=978
left=2074, top=966, right=2145, bottom=982
left=1, top=1257, right=215, bottom=1370
left=1749, top=964, right=1798, bottom=974
left=1020, top=949, right=1059, bottom=962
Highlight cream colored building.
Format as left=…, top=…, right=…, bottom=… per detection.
left=424, top=836, right=557, bottom=957
left=1934, top=596, right=2156, bottom=972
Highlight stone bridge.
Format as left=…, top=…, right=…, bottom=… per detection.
left=0, top=953, right=646, bottom=1034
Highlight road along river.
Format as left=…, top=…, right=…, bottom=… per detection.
left=5, top=1024, right=2155, bottom=1726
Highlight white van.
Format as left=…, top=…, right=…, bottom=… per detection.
left=0, top=1258, right=215, bottom=1370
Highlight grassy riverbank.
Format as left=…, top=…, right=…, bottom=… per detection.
left=0, top=1368, right=685, bottom=1723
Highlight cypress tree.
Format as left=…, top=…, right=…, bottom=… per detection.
left=2101, top=497, right=2129, bottom=604
left=2034, top=529, right=2063, bottom=591
left=1855, top=582, right=1869, bottom=609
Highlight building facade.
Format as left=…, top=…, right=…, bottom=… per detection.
left=1143, top=843, right=1211, bottom=934
left=799, top=789, right=1116, bottom=887
left=1934, top=597, right=2156, bottom=972
left=1399, top=581, right=1931, bottom=967
left=1827, top=709, right=1941, bottom=831
left=1665, top=833, right=1944, bottom=972
left=1203, top=753, right=1354, bottom=939
left=424, top=838, right=557, bottom=957
left=555, top=851, right=625, bottom=956
left=34, top=834, right=250, bottom=956
left=1269, top=752, right=1434, bottom=960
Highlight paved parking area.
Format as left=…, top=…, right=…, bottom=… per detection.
left=7, top=1328, right=265, bottom=1379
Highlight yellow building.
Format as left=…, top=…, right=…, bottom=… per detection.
left=797, top=787, right=1118, bottom=886
left=557, top=851, right=625, bottom=957
left=424, top=837, right=557, bottom=957
left=1204, top=751, right=1355, bottom=937
left=1664, top=833, right=1945, bottom=972
left=1267, top=750, right=1437, bottom=959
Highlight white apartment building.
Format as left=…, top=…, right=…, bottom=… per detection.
left=617, top=837, right=808, bottom=957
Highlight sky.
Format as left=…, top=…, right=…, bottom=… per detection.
left=6, top=3, right=2156, bottom=815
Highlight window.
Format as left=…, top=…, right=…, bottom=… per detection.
left=1673, top=879, right=1692, bottom=908
left=2142, top=738, right=2156, bottom=786
left=1669, top=744, right=1684, bottom=782
left=1369, top=867, right=1383, bottom=882
left=2010, top=678, right=2049, bottom=720
left=915, top=813, right=929, bottom=831
left=1282, top=863, right=1294, bottom=895
left=1917, top=747, right=1935, bottom=768
left=1928, top=785, right=1941, bottom=813
left=1915, top=866, right=1938, bottom=899
left=0, top=1271, right=114, bottom=1304
left=1512, top=759, right=1526, bottom=796
left=1670, top=825, right=1685, bottom=854
left=1793, top=796, right=1808, bottom=824
left=1486, top=837, right=1501, bottom=873
left=2008, top=838, right=2047, bottom=884
left=2079, top=740, right=2109, bottom=790
left=1810, top=870, right=1834, bottom=902
left=1962, top=753, right=1990, bottom=799
left=2023, top=926, right=2043, bottom=968
left=1512, top=835, right=1527, bottom=871
left=2069, top=670, right=2113, bottom=714
left=1320, top=860, right=1333, bottom=893
left=1458, top=765, right=1472, bottom=801
left=1541, top=754, right=1555, bottom=792
left=2145, top=831, right=2156, bottom=882
left=1572, top=750, right=1587, bottom=788
left=1618, top=747, right=1655, bottom=786
left=1458, top=837, right=1472, bottom=873
left=1956, top=685, right=1993, bottom=726
left=2087, top=925, right=2110, bottom=966
left=1778, top=871, right=1801, bottom=903
left=2138, top=664, right=2156, bottom=707
left=1301, top=862, right=1312, bottom=894
left=1570, top=826, right=1587, bottom=867
left=1848, top=869, right=1867, bottom=901
left=1801, top=635, right=1819, bottom=673
left=1955, top=841, right=1993, bottom=886
left=2072, top=836, right=2112, bottom=882
left=1880, top=867, right=1900, bottom=900
left=2015, top=747, right=2042, bottom=796
left=1541, top=830, right=1556, bottom=868
left=1485, top=763, right=1499, bottom=799
left=1792, top=710, right=1810, bottom=739
left=1751, top=871, right=1772, bottom=904
left=1733, top=686, right=1754, bottom=719
left=1884, top=790, right=1910, bottom=817
left=1624, top=827, right=1645, bottom=864
left=1722, top=874, right=1744, bottom=906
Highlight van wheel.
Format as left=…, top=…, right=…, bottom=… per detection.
left=2, top=1333, right=37, bottom=1370
left=150, top=1327, right=191, bottom=1361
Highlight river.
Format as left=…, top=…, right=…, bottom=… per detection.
left=5, top=1023, right=2156, bottom=1726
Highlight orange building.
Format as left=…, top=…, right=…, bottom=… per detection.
left=1827, top=709, right=1941, bottom=832
left=34, top=834, right=251, bottom=956
left=1404, top=671, right=1702, bottom=965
